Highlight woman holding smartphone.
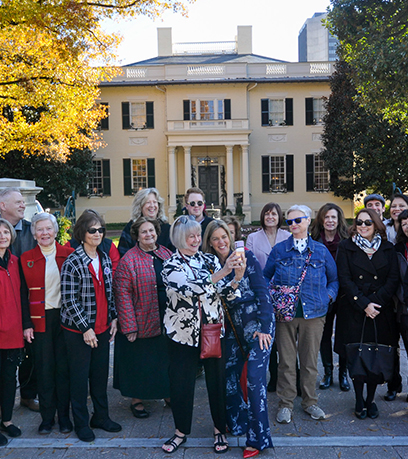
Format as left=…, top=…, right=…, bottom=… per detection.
left=203, top=220, right=274, bottom=458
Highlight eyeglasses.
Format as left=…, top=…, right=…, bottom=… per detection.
left=355, top=219, right=373, bottom=227
left=87, top=227, right=105, bottom=234
left=286, top=216, right=308, bottom=226
left=187, top=201, right=204, bottom=207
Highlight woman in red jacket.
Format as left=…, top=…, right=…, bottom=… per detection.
left=0, top=218, right=24, bottom=444
left=20, top=213, right=74, bottom=435
left=113, top=217, right=172, bottom=418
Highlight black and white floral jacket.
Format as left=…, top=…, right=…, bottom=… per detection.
left=162, top=250, right=240, bottom=347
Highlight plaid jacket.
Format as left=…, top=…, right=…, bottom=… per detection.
left=60, top=245, right=117, bottom=333
left=114, top=243, right=172, bottom=337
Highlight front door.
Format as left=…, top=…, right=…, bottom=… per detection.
left=198, top=165, right=219, bottom=206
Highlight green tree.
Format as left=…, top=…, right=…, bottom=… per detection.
left=327, top=0, right=408, bottom=127
left=320, top=61, right=408, bottom=200
left=0, top=149, right=93, bottom=208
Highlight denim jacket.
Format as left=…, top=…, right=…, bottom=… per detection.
left=263, top=235, right=339, bottom=319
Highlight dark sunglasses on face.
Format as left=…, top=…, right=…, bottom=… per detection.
left=286, top=216, right=308, bottom=226
left=87, top=227, right=105, bottom=234
left=355, top=219, right=373, bottom=227
left=187, top=201, right=204, bottom=207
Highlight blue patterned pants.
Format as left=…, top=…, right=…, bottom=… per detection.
left=225, top=331, right=273, bottom=450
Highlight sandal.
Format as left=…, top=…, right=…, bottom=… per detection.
left=162, top=433, right=187, bottom=453
left=214, top=432, right=229, bottom=454
left=130, top=402, right=149, bottom=419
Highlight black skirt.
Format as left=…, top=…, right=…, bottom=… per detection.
left=113, top=331, right=170, bottom=399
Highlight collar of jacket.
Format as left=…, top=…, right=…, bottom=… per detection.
left=134, top=242, right=170, bottom=261
left=284, top=235, right=316, bottom=253
left=76, top=243, right=105, bottom=266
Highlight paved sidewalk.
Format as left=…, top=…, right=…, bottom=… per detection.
left=2, top=343, right=408, bottom=458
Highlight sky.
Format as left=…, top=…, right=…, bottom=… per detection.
left=104, top=0, right=332, bottom=65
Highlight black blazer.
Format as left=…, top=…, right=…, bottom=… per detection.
left=335, top=237, right=399, bottom=357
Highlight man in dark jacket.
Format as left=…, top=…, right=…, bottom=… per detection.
left=0, top=187, right=39, bottom=412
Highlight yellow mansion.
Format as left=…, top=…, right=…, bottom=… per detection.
left=77, top=26, right=353, bottom=223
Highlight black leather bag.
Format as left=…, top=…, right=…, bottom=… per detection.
left=345, top=317, right=396, bottom=383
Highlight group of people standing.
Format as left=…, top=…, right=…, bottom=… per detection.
left=0, top=185, right=408, bottom=458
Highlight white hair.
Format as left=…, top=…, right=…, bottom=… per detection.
left=286, top=205, right=312, bottom=219
left=31, top=213, right=59, bottom=235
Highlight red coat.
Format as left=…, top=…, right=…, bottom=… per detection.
left=114, top=243, right=172, bottom=337
left=20, top=243, right=74, bottom=332
left=0, top=250, right=24, bottom=349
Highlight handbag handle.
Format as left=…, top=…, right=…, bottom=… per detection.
left=359, top=316, right=379, bottom=347
left=295, top=250, right=312, bottom=291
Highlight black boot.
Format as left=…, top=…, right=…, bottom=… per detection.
left=319, top=343, right=333, bottom=390
left=319, top=370, right=333, bottom=390
left=339, top=369, right=350, bottom=391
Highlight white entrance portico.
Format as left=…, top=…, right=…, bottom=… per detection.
left=165, top=119, right=251, bottom=221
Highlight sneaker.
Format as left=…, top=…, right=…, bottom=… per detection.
left=276, top=407, right=292, bottom=424
left=304, top=404, right=325, bottom=420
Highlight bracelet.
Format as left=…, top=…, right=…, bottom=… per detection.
left=232, top=277, right=240, bottom=284
left=209, top=274, right=216, bottom=285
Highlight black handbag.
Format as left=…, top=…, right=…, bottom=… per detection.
left=345, top=316, right=396, bottom=383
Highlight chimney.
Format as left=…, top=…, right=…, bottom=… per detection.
left=157, top=28, right=172, bottom=57
left=237, top=26, right=252, bottom=54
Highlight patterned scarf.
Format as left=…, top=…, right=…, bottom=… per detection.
left=352, top=233, right=382, bottom=259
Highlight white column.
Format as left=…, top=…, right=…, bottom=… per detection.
left=241, top=145, right=250, bottom=206
left=168, top=146, right=177, bottom=208
left=225, top=145, right=234, bottom=210
left=184, top=146, right=192, bottom=190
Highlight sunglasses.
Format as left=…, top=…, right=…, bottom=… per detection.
left=87, top=227, right=105, bottom=234
left=175, top=215, right=196, bottom=225
left=286, top=216, right=308, bottom=226
left=355, top=219, right=373, bottom=227
left=187, top=201, right=204, bottom=207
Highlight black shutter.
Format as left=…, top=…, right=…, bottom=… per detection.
left=286, top=155, right=294, bottom=192
left=147, top=158, right=155, bottom=187
left=146, top=101, right=154, bottom=129
left=224, top=99, right=231, bottom=120
left=122, top=102, right=130, bottom=129
left=261, top=156, right=270, bottom=192
left=305, top=98, right=314, bottom=125
left=261, top=99, right=269, bottom=126
left=123, top=158, right=132, bottom=195
left=306, top=154, right=315, bottom=191
left=102, top=159, right=111, bottom=196
left=183, top=100, right=190, bottom=120
left=285, top=98, right=293, bottom=126
left=100, top=103, right=109, bottom=130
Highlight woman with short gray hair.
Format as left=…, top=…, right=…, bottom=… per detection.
left=161, top=215, right=245, bottom=454
left=20, top=212, right=74, bottom=435
left=264, top=205, right=339, bottom=425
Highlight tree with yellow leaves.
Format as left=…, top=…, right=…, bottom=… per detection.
left=0, top=0, right=190, bottom=158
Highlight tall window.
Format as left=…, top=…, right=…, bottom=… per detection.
left=306, top=154, right=329, bottom=191
left=184, top=99, right=231, bottom=120
left=88, top=159, right=111, bottom=195
left=261, top=98, right=293, bottom=126
left=132, top=159, right=147, bottom=190
left=261, top=155, right=294, bottom=192
left=130, top=102, right=146, bottom=128
left=123, top=158, right=155, bottom=196
left=122, top=101, right=154, bottom=129
left=98, top=103, right=109, bottom=130
left=305, top=97, right=326, bottom=125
